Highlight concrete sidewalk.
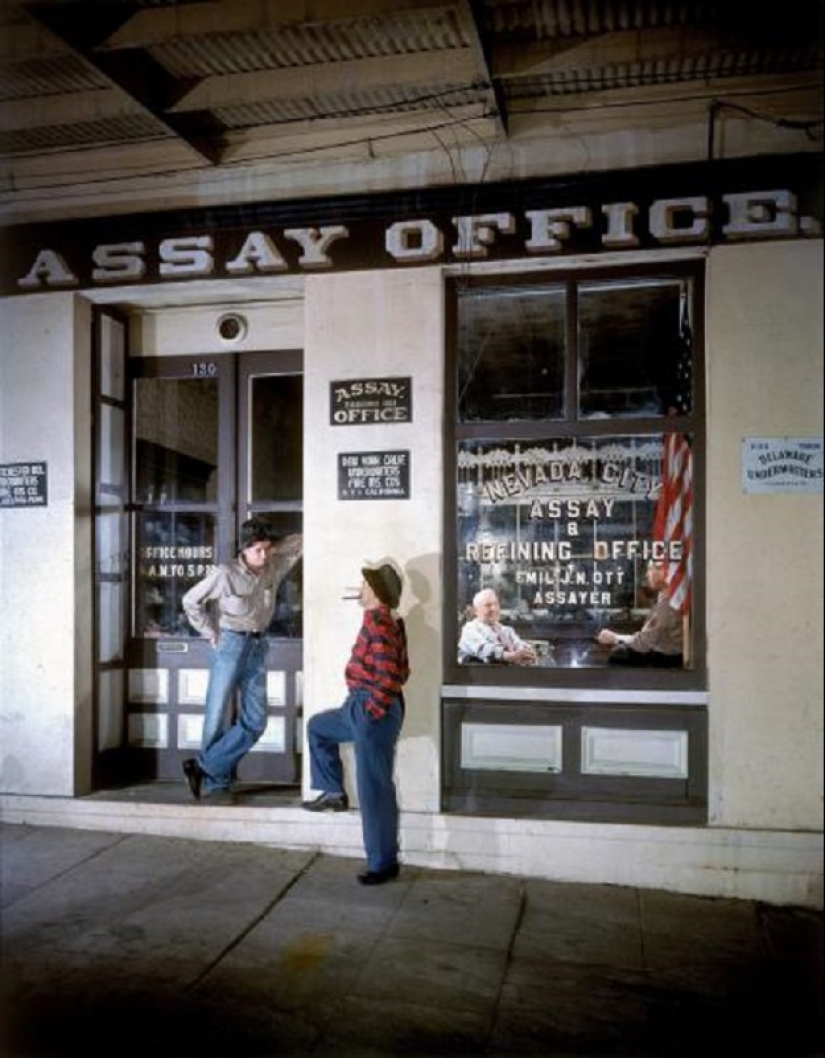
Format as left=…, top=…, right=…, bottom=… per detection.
left=1, top=823, right=822, bottom=1058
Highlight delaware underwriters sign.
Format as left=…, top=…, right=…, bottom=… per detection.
left=742, top=437, right=823, bottom=493
left=330, top=377, right=412, bottom=425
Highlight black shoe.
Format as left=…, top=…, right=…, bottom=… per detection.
left=302, top=791, right=349, bottom=812
left=202, top=788, right=235, bottom=806
left=182, top=758, right=203, bottom=801
left=358, top=864, right=400, bottom=886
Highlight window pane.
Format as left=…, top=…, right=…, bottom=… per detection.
left=250, top=511, right=303, bottom=639
left=97, top=670, right=125, bottom=751
left=457, top=285, right=565, bottom=422
left=98, top=404, right=127, bottom=495
left=96, top=510, right=128, bottom=577
left=99, top=315, right=125, bottom=402
left=135, top=512, right=216, bottom=638
left=457, top=435, right=692, bottom=669
left=96, top=511, right=128, bottom=662
left=134, top=378, right=219, bottom=503
left=98, top=582, right=126, bottom=662
left=250, top=374, right=303, bottom=501
left=578, top=279, right=692, bottom=419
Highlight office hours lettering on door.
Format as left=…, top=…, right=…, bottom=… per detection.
left=14, top=188, right=817, bottom=290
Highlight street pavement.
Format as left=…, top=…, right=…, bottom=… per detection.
left=1, top=822, right=822, bottom=1057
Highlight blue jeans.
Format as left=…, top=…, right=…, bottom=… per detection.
left=307, top=689, right=404, bottom=873
left=198, top=631, right=269, bottom=792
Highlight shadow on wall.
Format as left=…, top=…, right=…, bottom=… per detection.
left=401, top=553, right=441, bottom=742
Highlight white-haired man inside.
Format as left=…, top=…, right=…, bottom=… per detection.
left=458, top=588, right=537, bottom=666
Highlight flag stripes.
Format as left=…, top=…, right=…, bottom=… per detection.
left=653, top=432, right=693, bottom=613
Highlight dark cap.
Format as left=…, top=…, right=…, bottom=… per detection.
left=238, top=517, right=276, bottom=552
left=362, top=561, right=403, bottom=609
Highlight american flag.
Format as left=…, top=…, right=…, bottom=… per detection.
left=654, top=290, right=693, bottom=613
left=653, top=432, right=693, bottom=613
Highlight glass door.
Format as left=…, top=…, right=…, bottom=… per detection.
left=92, top=310, right=130, bottom=788
left=121, top=350, right=303, bottom=787
left=238, top=352, right=304, bottom=779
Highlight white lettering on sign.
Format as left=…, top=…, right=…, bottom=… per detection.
left=0, top=460, right=47, bottom=507
left=649, top=197, right=710, bottom=243
left=524, top=207, right=593, bottom=252
left=723, top=190, right=798, bottom=239
left=385, top=219, right=444, bottom=261
left=333, top=407, right=408, bottom=424
left=601, top=202, right=639, bottom=248
left=92, top=242, right=147, bottom=282
left=14, top=189, right=821, bottom=289
left=334, top=380, right=407, bottom=400
left=338, top=450, right=410, bottom=499
left=17, top=249, right=78, bottom=288
left=284, top=226, right=349, bottom=267
left=226, top=231, right=288, bottom=274
left=159, top=236, right=214, bottom=277
left=742, top=436, right=824, bottom=493
left=452, top=212, right=515, bottom=257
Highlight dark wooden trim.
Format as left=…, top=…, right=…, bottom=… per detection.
left=441, top=697, right=708, bottom=825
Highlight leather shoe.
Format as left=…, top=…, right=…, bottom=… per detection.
left=302, top=791, right=349, bottom=812
left=358, top=863, right=400, bottom=885
left=182, top=758, right=203, bottom=801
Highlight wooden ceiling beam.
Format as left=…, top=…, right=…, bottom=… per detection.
left=170, top=48, right=481, bottom=112
left=493, top=27, right=755, bottom=80
left=456, top=0, right=508, bottom=136
left=0, top=87, right=137, bottom=131
left=19, top=1, right=225, bottom=164
left=505, top=70, right=824, bottom=115
left=100, top=0, right=457, bottom=50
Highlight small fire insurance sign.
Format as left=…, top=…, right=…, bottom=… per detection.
left=0, top=461, right=48, bottom=508
left=338, top=451, right=410, bottom=500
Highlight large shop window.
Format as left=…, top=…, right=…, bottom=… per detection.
left=443, top=264, right=707, bottom=823
left=448, top=264, right=704, bottom=688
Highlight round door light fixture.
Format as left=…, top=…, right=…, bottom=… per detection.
left=217, top=312, right=248, bottom=342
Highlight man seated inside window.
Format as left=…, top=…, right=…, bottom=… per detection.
left=458, top=588, right=537, bottom=666
left=596, top=560, right=683, bottom=667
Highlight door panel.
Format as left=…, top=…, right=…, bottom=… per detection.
left=92, top=310, right=130, bottom=788
left=237, top=352, right=304, bottom=782
left=121, top=351, right=303, bottom=787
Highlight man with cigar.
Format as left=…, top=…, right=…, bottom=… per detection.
left=303, top=560, right=410, bottom=886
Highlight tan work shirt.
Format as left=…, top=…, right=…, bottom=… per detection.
left=182, top=534, right=302, bottom=641
left=627, top=591, right=683, bottom=656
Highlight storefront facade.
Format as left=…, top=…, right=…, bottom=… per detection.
left=1, top=149, right=822, bottom=906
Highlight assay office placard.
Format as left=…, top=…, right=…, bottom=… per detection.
left=330, top=377, right=412, bottom=426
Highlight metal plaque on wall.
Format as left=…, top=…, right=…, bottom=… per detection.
left=330, top=377, right=412, bottom=426
left=338, top=451, right=410, bottom=500
left=0, top=461, right=48, bottom=507
left=742, top=437, right=823, bottom=494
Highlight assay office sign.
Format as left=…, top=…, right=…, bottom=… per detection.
left=330, top=377, right=412, bottom=426
left=2, top=155, right=820, bottom=295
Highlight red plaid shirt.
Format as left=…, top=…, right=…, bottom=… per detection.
left=345, top=606, right=410, bottom=719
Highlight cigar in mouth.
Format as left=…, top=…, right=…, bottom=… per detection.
left=341, top=586, right=361, bottom=600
